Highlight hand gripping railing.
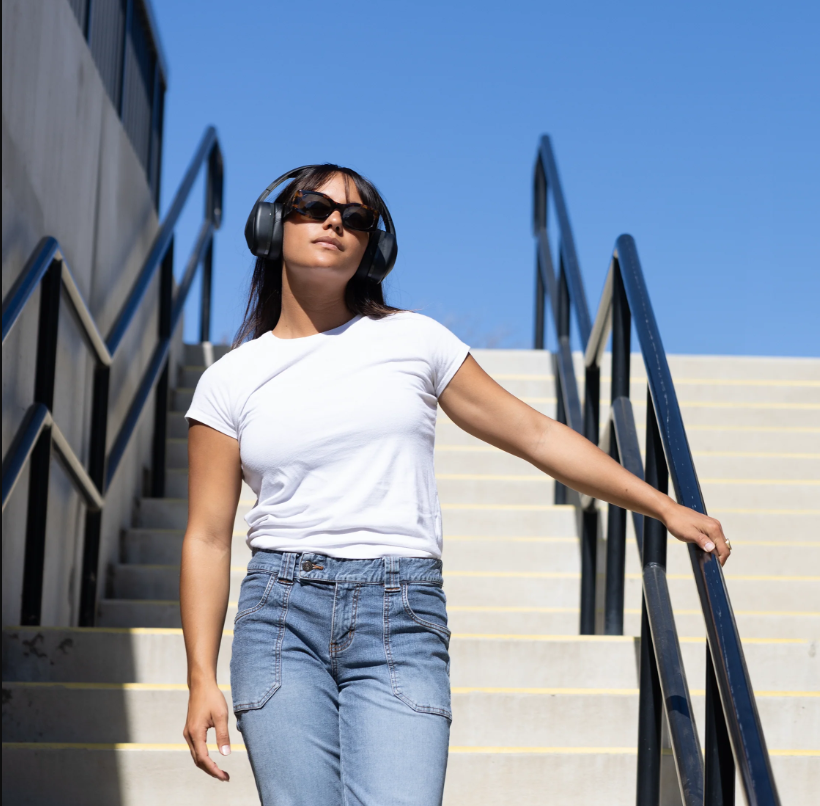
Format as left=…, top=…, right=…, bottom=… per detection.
left=2, top=126, right=223, bottom=628
left=533, top=137, right=780, bottom=806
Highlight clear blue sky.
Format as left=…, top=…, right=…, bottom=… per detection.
left=154, top=0, right=819, bottom=356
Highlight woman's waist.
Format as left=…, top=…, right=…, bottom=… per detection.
left=247, top=549, right=443, bottom=586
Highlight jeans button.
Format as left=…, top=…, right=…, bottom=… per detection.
left=301, top=560, right=312, bottom=572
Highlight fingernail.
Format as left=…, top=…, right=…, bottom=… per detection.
left=220, top=745, right=231, bottom=756
left=704, top=542, right=715, bottom=551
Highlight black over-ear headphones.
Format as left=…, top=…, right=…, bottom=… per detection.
left=244, top=166, right=398, bottom=284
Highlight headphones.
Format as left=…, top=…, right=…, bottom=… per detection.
left=244, top=166, right=398, bottom=284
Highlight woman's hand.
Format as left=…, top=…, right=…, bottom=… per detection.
left=183, top=680, right=232, bottom=782
left=661, top=501, right=731, bottom=566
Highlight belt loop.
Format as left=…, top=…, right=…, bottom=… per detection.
left=384, top=556, right=400, bottom=591
left=279, top=552, right=297, bottom=582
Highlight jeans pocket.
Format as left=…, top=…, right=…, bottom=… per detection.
left=234, top=570, right=277, bottom=623
left=384, top=584, right=452, bottom=719
left=230, top=575, right=292, bottom=713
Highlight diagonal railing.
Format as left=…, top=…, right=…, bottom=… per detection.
left=2, top=126, right=223, bottom=628
left=533, top=135, right=780, bottom=806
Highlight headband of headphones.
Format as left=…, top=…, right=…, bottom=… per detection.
left=244, top=166, right=398, bottom=284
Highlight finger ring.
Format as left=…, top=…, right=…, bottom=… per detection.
left=725, top=540, right=732, bottom=550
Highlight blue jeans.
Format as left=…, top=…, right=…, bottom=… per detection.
left=231, top=550, right=452, bottom=805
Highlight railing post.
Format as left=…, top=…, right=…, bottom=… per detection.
left=151, top=239, right=173, bottom=499
left=554, top=262, right=570, bottom=505
left=201, top=144, right=222, bottom=344
left=79, top=359, right=110, bottom=627
left=534, top=252, right=545, bottom=350
left=533, top=158, right=547, bottom=350
left=20, top=258, right=61, bottom=625
left=604, top=262, right=630, bottom=635
left=199, top=237, right=213, bottom=344
left=705, top=648, right=735, bottom=805
left=636, top=390, right=669, bottom=804
left=579, top=362, right=600, bottom=635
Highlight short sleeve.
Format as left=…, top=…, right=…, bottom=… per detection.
left=184, top=360, right=239, bottom=440
left=424, top=318, right=471, bottom=398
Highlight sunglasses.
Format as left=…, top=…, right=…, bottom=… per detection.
left=287, top=189, right=380, bottom=232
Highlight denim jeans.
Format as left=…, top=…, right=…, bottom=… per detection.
left=230, top=550, right=452, bottom=806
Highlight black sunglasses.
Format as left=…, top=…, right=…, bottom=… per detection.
left=287, top=189, right=380, bottom=232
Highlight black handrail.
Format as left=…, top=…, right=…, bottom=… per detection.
left=1, top=126, right=223, bottom=628
left=533, top=138, right=780, bottom=806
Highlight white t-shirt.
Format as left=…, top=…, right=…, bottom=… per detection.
left=184, top=312, right=470, bottom=559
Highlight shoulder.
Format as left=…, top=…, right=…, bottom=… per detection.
left=364, top=311, right=460, bottom=340
left=196, top=334, right=268, bottom=388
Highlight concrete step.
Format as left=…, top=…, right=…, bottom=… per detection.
left=444, top=749, right=814, bottom=806
left=2, top=627, right=229, bottom=685
left=6, top=627, right=816, bottom=692
left=169, top=405, right=820, bottom=454
left=442, top=571, right=819, bottom=613
left=434, top=446, right=820, bottom=481
left=3, top=742, right=812, bottom=806
left=174, top=385, right=819, bottom=429
left=4, top=684, right=816, bottom=751
left=107, top=558, right=819, bottom=614
left=435, top=419, right=820, bottom=454
left=442, top=535, right=820, bottom=578
left=1, top=743, right=258, bottom=806
left=163, top=437, right=820, bottom=483
left=94, top=596, right=820, bottom=639
left=163, top=469, right=817, bottom=509
left=121, top=528, right=818, bottom=579
left=446, top=606, right=820, bottom=640
left=96, top=599, right=235, bottom=628
left=182, top=343, right=231, bottom=366
left=470, top=350, right=820, bottom=382
left=176, top=363, right=820, bottom=405
left=135, top=498, right=584, bottom=535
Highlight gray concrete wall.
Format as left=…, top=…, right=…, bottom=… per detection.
left=2, top=0, right=184, bottom=627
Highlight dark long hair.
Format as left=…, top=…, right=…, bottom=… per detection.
left=233, top=164, right=401, bottom=347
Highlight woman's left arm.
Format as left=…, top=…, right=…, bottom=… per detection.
left=439, top=355, right=731, bottom=565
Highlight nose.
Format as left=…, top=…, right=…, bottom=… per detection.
left=323, top=209, right=344, bottom=234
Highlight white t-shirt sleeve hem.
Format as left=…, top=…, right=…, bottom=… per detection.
left=184, top=408, right=238, bottom=441
left=435, top=343, right=471, bottom=398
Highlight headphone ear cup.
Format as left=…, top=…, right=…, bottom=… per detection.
left=245, top=202, right=285, bottom=260
left=356, top=231, right=398, bottom=283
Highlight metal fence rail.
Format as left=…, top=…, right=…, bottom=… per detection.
left=532, top=135, right=780, bottom=806
left=1, top=126, right=222, bottom=628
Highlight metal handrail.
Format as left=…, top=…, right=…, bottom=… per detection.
left=533, top=138, right=780, bottom=805
left=1, top=126, right=223, bottom=627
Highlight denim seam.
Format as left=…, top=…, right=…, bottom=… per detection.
left=330, top=584, right=361, bottom=656
left=232, top=575, right=293, bottom=712
left=382, top=588, right=453, bottom=721
left=401, top=583, right=452, bottom=637
left=233, top=571, right=278, bottom=624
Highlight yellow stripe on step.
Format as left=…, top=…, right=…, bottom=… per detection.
left=443, top=570, right=820, bottom=581
left=435, top=474, right=820, bottom=484
left=448, top=746, right=638, bottom=754
left=6, top=742, right=815, bottom=756
left=1, top=742, right=247, bottom=751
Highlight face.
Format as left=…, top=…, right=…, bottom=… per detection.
left=281, top=172, right=370, bottom=286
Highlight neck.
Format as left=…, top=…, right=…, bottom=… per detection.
left=272, top=266, right=354, bottom=339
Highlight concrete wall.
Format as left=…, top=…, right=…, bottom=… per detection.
left=2, top=0, right=184, bottom=627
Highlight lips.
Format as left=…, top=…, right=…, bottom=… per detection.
left=313, top=237, right=343, bottom=251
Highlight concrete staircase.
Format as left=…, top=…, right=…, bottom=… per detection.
left=3, top=345, right=818, bottom=805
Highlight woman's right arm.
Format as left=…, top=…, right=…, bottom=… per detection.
left=181, top=421, right=242, bottom=782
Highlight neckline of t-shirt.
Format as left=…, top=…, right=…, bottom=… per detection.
left=266, top=314, right=364, bottom=343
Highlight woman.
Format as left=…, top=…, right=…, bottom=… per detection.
left=180, top=164, right=730, bottom=805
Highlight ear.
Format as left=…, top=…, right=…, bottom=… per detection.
left=245, top=202, right=285, bottom=260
